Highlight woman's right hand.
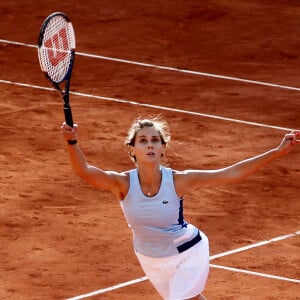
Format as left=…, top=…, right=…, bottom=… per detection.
left=60, top=122, right=78, bottom=143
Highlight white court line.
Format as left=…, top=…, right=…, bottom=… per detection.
left=0, top=79, right=297, bottom=132
left=209, top=231, right=300, bottom=260
left=65, top=231, right=299, bottom=300
left=66, top=276, right=148, bottom=300
left=1, top=38, right=300, bottom=92
left=210, top=264, right=300, bottom=284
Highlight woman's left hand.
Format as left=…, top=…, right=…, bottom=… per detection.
left=277, top=131, right=300, bottom=155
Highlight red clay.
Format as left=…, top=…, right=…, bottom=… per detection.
left=0, top=1, right=299, bottom=299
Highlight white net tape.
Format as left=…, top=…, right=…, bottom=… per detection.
left=38, top=15, right=75, bottom=83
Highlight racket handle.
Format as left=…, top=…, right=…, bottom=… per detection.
left=64, top=103, right=74, bottom=127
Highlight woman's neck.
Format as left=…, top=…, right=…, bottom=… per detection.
left=137, top=164, right=160, bottom=182
left=137, top=165, right=162, bottom=197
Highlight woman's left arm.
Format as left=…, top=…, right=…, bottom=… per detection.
left=175, top=131, right=300, bottom=191
left=220, top=131, right=299, bottom=183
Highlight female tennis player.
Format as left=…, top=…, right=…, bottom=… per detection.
left=61, top=118, right=299, bottom=300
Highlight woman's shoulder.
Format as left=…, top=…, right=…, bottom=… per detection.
left=160, top=167, right=184, bottom=185
left=159, top=166, right=184, bottom=177
left=117, top=168, right=139, bottom=185
left=119, top=168, right=136, bottom=175
left=160, top=166, right=178, bottom=173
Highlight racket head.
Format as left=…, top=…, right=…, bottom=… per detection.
left=38, top=12, right=75, bottom=84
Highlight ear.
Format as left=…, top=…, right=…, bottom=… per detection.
left=129, top=145, right=135, bottom=157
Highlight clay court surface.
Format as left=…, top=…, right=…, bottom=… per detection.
left=0, top=1, right=299, bottom=299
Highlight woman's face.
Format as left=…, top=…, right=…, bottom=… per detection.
left=130, top=127, right=165, bottom=164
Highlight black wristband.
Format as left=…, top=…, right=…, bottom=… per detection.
left=68, top=140, right=77, bottom=145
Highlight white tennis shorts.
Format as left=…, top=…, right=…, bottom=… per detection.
left=135, top=231, right=209, bottom=300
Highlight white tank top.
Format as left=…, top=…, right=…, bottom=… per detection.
left=120, top=166, right=199, bottom=258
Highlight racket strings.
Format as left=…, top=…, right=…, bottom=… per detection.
left=39, top=15, right=75, bottom=83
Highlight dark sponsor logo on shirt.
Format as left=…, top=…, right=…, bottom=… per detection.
left=162, top=200, right=169, bottom=204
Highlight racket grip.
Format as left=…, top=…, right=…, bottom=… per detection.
left=64, top=104, right=74, bottom=127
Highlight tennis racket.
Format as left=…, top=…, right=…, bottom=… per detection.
left=38, top=12, right=76, bottom=144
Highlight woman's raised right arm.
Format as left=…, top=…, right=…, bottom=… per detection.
left=60, top=123, right=128, bottom=198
